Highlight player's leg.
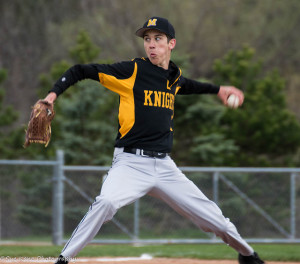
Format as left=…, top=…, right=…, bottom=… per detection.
left=58, top=150, right=156, bottom=260
left=151, top=156, right=255, bottom=256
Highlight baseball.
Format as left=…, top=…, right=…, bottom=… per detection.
left=227, top=94, right=240, bottom=109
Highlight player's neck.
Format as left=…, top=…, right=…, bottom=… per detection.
left=153, top=57, right=171, bottom=70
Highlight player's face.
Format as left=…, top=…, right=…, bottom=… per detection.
left=143, top=30, right=176, bottom=70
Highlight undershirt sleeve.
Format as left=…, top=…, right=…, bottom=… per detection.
left=50, top=62, right=135, bottom=97
left=177, top=76, right=220, bottom=95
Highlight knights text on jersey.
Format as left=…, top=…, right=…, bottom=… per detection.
left=51, top=58, right=219, bottom=153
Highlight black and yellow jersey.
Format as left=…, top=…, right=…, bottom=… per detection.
left=50, top=57, right=219, bottom=153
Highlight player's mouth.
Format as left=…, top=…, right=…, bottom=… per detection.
left=150, top=52, right=157, bottom=58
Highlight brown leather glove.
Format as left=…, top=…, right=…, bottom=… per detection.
left=24, top=100, right=55, bottom=148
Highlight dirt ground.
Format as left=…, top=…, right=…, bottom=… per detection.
left=0, top=257, right=299, bottom=264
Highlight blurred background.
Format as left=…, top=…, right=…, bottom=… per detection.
left=1, top=0, right=300, bottom=166
left=0, top=0, right=300, bottom=243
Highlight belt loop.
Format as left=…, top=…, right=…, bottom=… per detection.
left=140, top=149, right=146, bottom=157
left=114, top=147, right=124, bottom=156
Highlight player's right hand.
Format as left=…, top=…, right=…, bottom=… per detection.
left=218, top=86, right=244, bottom=106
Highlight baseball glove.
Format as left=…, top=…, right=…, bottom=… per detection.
left=24, top=100, right=55, bottom=148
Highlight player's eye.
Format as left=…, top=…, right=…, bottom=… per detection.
left=144, top=37, right=150, bottom=42
left=155, top=37, right=161, bottom=41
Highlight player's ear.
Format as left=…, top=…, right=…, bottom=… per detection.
left=169, top=38, right=176, bottom=50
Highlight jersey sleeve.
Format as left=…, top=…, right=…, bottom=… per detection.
left=177, top=76, right=220, bottom=95
left=50, top=61, right=135, bottom=97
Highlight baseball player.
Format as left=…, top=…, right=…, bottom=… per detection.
left=46, top=17, right=264, bottom=264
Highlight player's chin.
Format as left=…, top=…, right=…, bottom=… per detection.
left=148, top=57, right=159, bottom=66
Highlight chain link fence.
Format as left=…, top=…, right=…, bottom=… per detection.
left=1, top=150, right=300, bottom=245
left=0, top=160, right=55, bottom=242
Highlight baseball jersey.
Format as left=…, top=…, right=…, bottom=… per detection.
left=50, top=58, right=220, bottom=153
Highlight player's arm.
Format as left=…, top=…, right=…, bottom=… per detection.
left=43, top=64, right=100, bottom=103
left=178, top=77, right=220, bottom=95
left=48, top=64, right=101, bottom=99
left=179, top=77, right=244, bottom=106
left=44, top=62, right=135, bottom=103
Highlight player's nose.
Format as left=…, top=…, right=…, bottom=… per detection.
left=149, top=39, right=156, bottom=48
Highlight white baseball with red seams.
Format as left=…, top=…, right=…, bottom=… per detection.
left=227, top=94, right=240, bottom=109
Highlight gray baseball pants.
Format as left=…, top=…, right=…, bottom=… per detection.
left=61, top=147, right=254, bottom=258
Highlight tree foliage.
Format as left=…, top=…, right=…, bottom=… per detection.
left=13, top=31, right=117, bottom=234
left=173, top=88, right=238, bottom=166
left=1, top=0, right=300, bottom=239
left=2, top=0, right=300, bottom=124
left=213, top=46, right=300, bottom=166
left=39, top=31, right=118, bottom=165
left=0, top=69, right=27, bottom=158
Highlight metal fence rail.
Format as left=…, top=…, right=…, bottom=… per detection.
left=0, top=150, right=299, bottom=245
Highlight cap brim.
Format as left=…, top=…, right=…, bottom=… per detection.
left=135, top=28, right=150, bottom=38
left=135, top=27, right=173, bottom=38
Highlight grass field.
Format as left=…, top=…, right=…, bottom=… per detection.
left=0, top=244, right=300, bottom=262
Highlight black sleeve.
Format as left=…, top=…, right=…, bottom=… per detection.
left=50, top=64, right=100, bottom=96
left=50, top=61, right=135, bottom=97
left=177, top=76, right=220, bottom=95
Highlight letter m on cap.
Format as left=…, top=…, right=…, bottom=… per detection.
left=147, top=19, right=157, bottom=27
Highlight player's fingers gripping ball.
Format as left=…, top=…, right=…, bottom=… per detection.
left=24, top=100, right=55, bottom=148
left=227, top=94, right=240, bottom=109
left=218, top=86, right=244, bottom=108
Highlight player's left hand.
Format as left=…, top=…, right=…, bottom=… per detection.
left=24, top=100, right=55, bottom=148
left=218, top=86, right=244, bottom=106
left=43, top=92, right=57, bottom=104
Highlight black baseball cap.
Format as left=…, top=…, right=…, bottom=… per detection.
left=135, top=17, right=175, bottom=39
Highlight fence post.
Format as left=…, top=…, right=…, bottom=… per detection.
left=0, top=192, right=1, bottom=241
left=52, top=150, right=64, bottom=245
left=290, top=173, right=296, bottom=239
left=134, top=199, right=140, bottom=240
left=213, top=172, right=219, bottom=205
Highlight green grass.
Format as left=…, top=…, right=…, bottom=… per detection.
left=0, top=244, right=300, bottom=261
left=0, top=236, right=52, bottom=242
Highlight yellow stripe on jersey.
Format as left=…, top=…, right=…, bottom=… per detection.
left=98, top=63, right=138, bottom=138
left=175, top=86, right=181, bottom=95
left=169, top=68, right=182, bottom=89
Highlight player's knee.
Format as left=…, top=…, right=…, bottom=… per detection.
left=100, top=196, right=118, bottom=213
left=92, top=195, right=118, bottom=217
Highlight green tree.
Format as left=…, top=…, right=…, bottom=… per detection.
left=0, top=69, right=28, bottom=158
left=213, top=45, right=300, bottom=166
left=173, top=90, right=238, bottom=166
left=15, top=31, right=118, bottom=236
left=171, top=52, right=238, bottom=166
left=39, top=30, right=118, bottom=165
left=0, top=69, right=51, bottom=238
